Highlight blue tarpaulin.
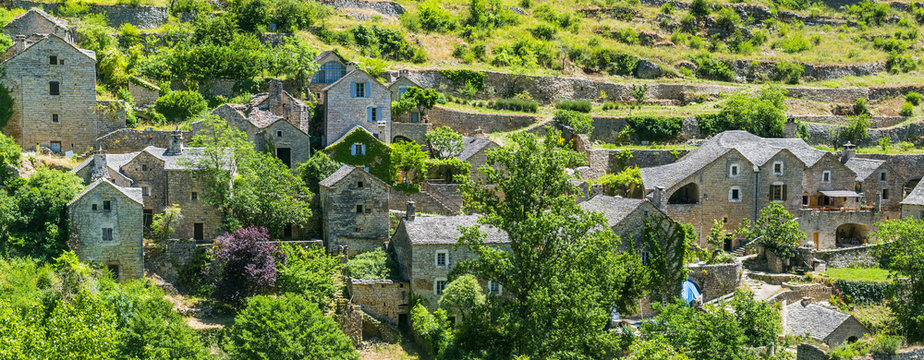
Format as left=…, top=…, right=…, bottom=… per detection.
left=681, top=280, right=701, bottom=305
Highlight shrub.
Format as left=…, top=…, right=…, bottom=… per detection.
left=492, top=97, right=539, bottom=112
left=439, top=69, right=485, bottom=92
left=774, top=32, right=811, bottom=53
left=205, top=226, right=279, bottom=305
left=349, top=25, right=427, bottom=63
left=227, top=294, right=357, bottom=360
left=613, top=28, right=640, bottom=45
left=427, top=158, right=472, bottom=182
left=275, top=245, right=340, bottom=303
left=417, top=0, right=457, bottom=32
left=625, top=116, right=684, bottom=142
left=900, top=101, right=914, bottom=116
left=342, top=248, right=399, bottom=280
left=835, top=279, right=889, bottom=305
left=594, top=167, right=643, bottom=197
left=689, top=53, right=734, bottom=81
left=887, top=51, right=919, bottom=73
left=556, top=99, right=592, bottom=113
left=697, top=86, right=788, bottom=137
left=832, top=114, right=871, bottom=145
left=854, top=97, right=871, bottom=116
left=154, top=90, right=207, bottom=122
left=906, top=91, right=922, bottom=106
left=530, top=23, right=557, bottom=40
left=848, top=0, right=891, bottom=25
left=554, top=109, right=594, bottom=134
left=773, top=61, right=804, bottom=84
left=690, top=0, right=712, bottom=17
left=411, top=303, right=454, bottom=355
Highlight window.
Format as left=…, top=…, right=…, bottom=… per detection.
left=368, top=107, right=378, bottom=122
left=102, top=228, right=113, bottom=241
left=882, top=188, right=889, bottom=200
left=49, top=81, right=59, bottom=95
left=400, top=87, right=408, bottom=96
left=49, top=141, right=61, bottom=153
left=52, top=114, right=58, bottom=123
left=49, top=55, right=57, bottom=65
left=356, top=204, right=364, bottom=213
left=773, top=161, right=784, bottom=175
left=488, top=281, right=502, bottom=295
left=103, top=200, right=111, bottom=211
left=142, top=186, right=150, bottom=196
left=107, top=264, right=119, bottom=279
left=350, top=143, right=366, bottom=156
left=770, top=183, right=786, bottom=201
left=353, top=82, right=366, bottom=98
left=435, top=279, right=447, bottom=295
left=822, top=171, right=831, bottom=183
left=193, top=223, right=204, bottom=241
left=640, top=250, right=650, bottom=265
left=191, top=192, right=198, bottom=201
left=802, top=194, right=809, bottom=206
left=729, top=187, right=741, bottom=202
left=729, top=164, right=740, bottom=177
left=314, top=61, right=346, bottom=84
left=142, top=164, right=148, bottom=171
left=880, top=172, right=888, bottom=181
left=435, top=250, right=448, bottom=267
left=276, top=130, right=283, bottom=137
left=357, top=181, right=364, bottom=188
left=143, top=209, right=153, bottom=230
left=92, top=204, right=98, bottom=211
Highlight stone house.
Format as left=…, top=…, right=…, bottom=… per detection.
left=457, top=134, right=500, bottom=180
left=1, top=34, right=123, bottom=154
left=324, top=126, right=392, bottom=183
left=902, top=181, right=924, bottom=219
left=73, top=134, right=223, bottom=241
left=640, top=131, right=879, bottom=250
left=578, top=195, right=667, bottom=255
left=67, top=178, right=143, bottom=281
left=388, top=74, right=422, bottom=124
left=843, top=147, right=905, bottom=218
left=3, top=8, right=74, bottom=44
left=391, top=209, right=510, bottom=309
left=319, top=165, right=390, bottom=255
left=321, top=69, right=391, bottom=147
left=309, top=50, right=355, bottom=95
left=198, top=99, right=311, bottom=168
left=783, top=298, right=868, bottom=346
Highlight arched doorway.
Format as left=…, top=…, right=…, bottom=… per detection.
left=835, top=223, right=869, bottom=246
left=392, top=135, right=413, bottom=144
left=668, top=183, right=699, bottom=204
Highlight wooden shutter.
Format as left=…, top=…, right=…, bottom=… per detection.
left=769, top=185, right=773, bottom=201
left=782, top=184, right=788, bottom=200
left=350, top=82, right=356, bottom=98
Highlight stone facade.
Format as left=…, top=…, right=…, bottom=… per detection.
left=347, top=279, right=409, bottom=325
left=686, top=261, right=742, bottom=302
left=309, top=50, right=354, bottom=96
left=67, top=179, right=144, bottom=281
left=319, top=165, right=390, bottom=255
left=901, top=180, right=924, bottom=220
left=324, top=126, right=392, bottom=183
left=96, top=128, right=192, bottom=154
left=388, top=185, right=461, bottom=216
left=814, top=243, right=881, bottom=268
left=391, top=122, right=430, bottom=144
left=322, top=69, right=391, bottom=146
left=143, top=239, right=201, bottom=284
left=3, top=8, right=73, bottom=44
left=1, top=34, right=122, bottom=154
left=11, top=0, right=168, bottom=29
left=388, top=75, right=422, bottom=124
left=797, top=208, right=879, bottom=249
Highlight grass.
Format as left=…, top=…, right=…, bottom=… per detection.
left=826, top=266, right=892, bottom=282
left=812, top=144, right=924, bottom=154
left=358, top=341, right=423, bottom=360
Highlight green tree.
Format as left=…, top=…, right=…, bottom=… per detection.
left=150, top=205, right=182, bottom=243
left=342, top=248, right=399, bottom=280
left=297, top=151, right=343, bottom=194
left=275, top=244, right=341, bottom=303
left=265, top=37, right=320, bottom=95
left=716, top=86, right=788, bottom=138
left=627, top=335, right=690, bottom=360
left=154, top=90, right=207, bottom=122
left=642, top=215, right=690, bottom=304
left=43, top=290, right=120, bottom=360
left=2, top=168, right=84, bottom=260
left=738, top=203, right=805, bottom=259
left=873, top=217, right=924, bottom=340
left=832, top=114, right=871, bottom=146
left=226, top=294, right=357, bottom=360
left=392, top=86, right=442, bottom=118
left=553, top=109, right=594, bottom=134
left=730, top=288, right=782, bottom=349
left=0, top=69, right=13, bottom=129
left=453, top=128, right=648, bottom=358
left=426, top=126, right=464, bottom=159
left=438, top=274, right=486, bottom=323
left=391, top=140, right=429, bottom=184
left=410, top=303, right=454, bottom=355
left=0, top=132, right=21, bottom=185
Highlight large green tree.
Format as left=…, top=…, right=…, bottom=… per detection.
left=738, top=202, right=805, bottom=259
left=296, top=151, right=343, bottom=194
left=874, top=217, right=924, bottom=340
left=425, top=126, right=464, bottom=159
left=700, top=86, right=788, bottom=138
left=642, top=215, right=690, bottom=304
left=0, top=132, right=21, bottom=185
left=392, top=86, right=442, bottom=119
left=451, top=128, right=649, bottom=358
left=391, top=140, right=429, bottom=184
left=0, top=168, right=84, bottom=260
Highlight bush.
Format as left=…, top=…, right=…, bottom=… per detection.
left=832, top=114, right=871, bottom=145
left=343, top=248, right=399, bottom=280
left=427, top=157, right=472, bottom=182
left=773, top=61, right=805, bottom=84
left=554, top=109, right=594, bottom=134
left=275, top=244, right=340, bottom=303
left=613, top=28, right=640, bottom=45
left=154, top=90, right=207, bottom=122
left=848, top=0, right=891, bottom=25
left=417, top=0, right=457, bottom=32
left=227, top=294, right=357, bottom=360
left=556, top=99, right=592, bottom=113
left=530, top=23, right=557, bottom=40
left=900, top=101, right=914, bottom=116
left=774, top=33, right=811, bottom=53
left=205, top=226, right=280, bottom=305
left=411, top=303, right=454, bottom=355
left=698, top=86, right=788, bottom=137
left=345, top=25, right=427, bottom=63
left=492, top=97, right=539, bottom=112
left=689, top=53, right=734, bottom=81
left=625, top=116, right=684, bottom=142
left=690, top=0, right=712, bottom=17
left=906, top=91, right=922, bottom=106
left=855, top=97, right=871, bottom=116
left=439, top=69, right=485, bottom=92
left=568, top=46, right=639, bottom=76
left=835, top=279, right=889, bottom=305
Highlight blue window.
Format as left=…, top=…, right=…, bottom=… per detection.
left=312, top=61, right=346, bottom=84
left=368, top=107, right=378, bottom=122
left=352, top=82, right=366, bottom=98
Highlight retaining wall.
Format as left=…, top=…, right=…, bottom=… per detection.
left=96, top=128, right=192, bottom=154
left=321, top=0, right=405, bottom=16
left=687, top=261, right=742, bottom=302
left=143, top=240, right=201, bottom=285
left=12, top=0, right=167, bottom=28
left=804, top=121, right=924, bottom=147
left=814, top=244, right=881, bottom=268
left=427, top=106, right=539, bottom=135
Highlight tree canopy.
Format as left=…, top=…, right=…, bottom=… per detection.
left=874, top=217, right=924, bottom=340
left=426, top=126, right=464, bottom=159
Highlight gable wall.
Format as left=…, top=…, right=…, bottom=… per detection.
left=320, top=169, right=390, bottom=255
left=324, top=71, right=391, bottom=146
left=68, top=184, right=143, bottom=280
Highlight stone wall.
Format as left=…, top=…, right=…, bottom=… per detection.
left=392, top=122, right=430, bottom=144
left=790, top=115, right=906, bottom=128
left=797, top=209, right=879, bottom=249
left=320, top=168, right=391, bottom=255
left=587, top=148, right=688, bottom=176
left=321, top=0, right=406, bottom=16
left=731, top=59, right=884, bottom=83
left=323, top=71, right=392, bottom=146
left=797, top=344, right=829, bottom=360
left=814, top=244, right=881, bottom=268
left=767, top=284, right=833, bottom=304
left=857, top=154, right=924, bottom=183
left=804, top=121, right=924, bottom=147
left=427, top=106, right=539, bottom=135
left=12, top=0, right=167, bottom=29
left=687, top=261, right=742, bottom=302
left=347, top=279, right=409, bottom=325
left=143, top=239, right=200, bottom=284
left=389, top=187, right=460, bottom=216
left=96, top=128, right=191, bottom=154
left=128, top=79, right=160, bottom=106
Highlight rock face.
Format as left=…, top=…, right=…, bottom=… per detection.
left=635, top=59, right=663, bottom=79
left=321, top=0, right=406, bottom=17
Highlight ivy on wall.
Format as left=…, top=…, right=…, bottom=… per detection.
left=324, top=128, right=393, bottom=183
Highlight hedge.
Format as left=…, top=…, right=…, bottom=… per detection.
left=625, top=116, right=684, bottom=142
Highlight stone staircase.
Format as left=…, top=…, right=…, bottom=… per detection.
left=730, top=239, right=755, bottom=257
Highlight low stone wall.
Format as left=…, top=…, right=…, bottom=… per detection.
left=392, top=122, right=429, bottom=144
left=731, top=59, right=884, bottom=83
left=767, top=285, right=833, bottom=304
left=797, top=343, right=829, bottom=360
left=143, top=239, right=201, bottom=284
left=348, top=278, right=409, bottom=326
left=12, top=0, right=167, bottom=28
left=427, top=106, right=539, bottom=135
left=321, top=0, right=406, bottom=16
left=687, top=261, right=742, bottom=302
left=747, top=271, right=804, bottom=285
left=814, top=244, right=881, bottom=268
left=804, top=120, right=924, bottom=147
left=791, top=115, right=906, bottom=128
left=128, top=80, right=160, bottom=106
left=96, top=128, right=192, bottom=154
left=798, top=342, right=924, bottom=360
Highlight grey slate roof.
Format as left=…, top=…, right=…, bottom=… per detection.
left=457, top=136, right=497, bottom=162
left=641, top=131, right=828, bottom=190
left=6, top=8, right=68, bottom=30
left=320, top=68, right=386, bottom=93
left=73, top=146, right=209, bottom=175
left=784, top=302, right=856, bottom=341
left=326, top=125, right=379, bottom=149
left=845, top=157, right=885, bottom=181
left=578, top=195, right=649, bottom=228
left=318, top=165, right=387, bottom=189
left=403, top=215, right=509, bottom=245
left=903, top=181, right=924, bottom=205
left=68, top=178, right=143, bottom=206
left=3, top=34, right=95, bottom=65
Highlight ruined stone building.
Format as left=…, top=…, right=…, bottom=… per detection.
left=640, top=131, right=886, bottom=250
left=320, top=69, right=391, bottom=147
left=903, top=181, right=924, bottom=219
left=309, top=50, right=355, bottom=95
left=457, top=134, right=500, bottom=180
left=782, top=298, right=869, bottom=346
left=1, top=33, right=123, bottom=153
left=67, top=178, right=144, bottom=281
left=319, top=165, right=390, bottom=255
left=73, top=134, right=223, bottom=241
left=391, top=208, right=510, bottom=309
left=3, top=8, right=73, bottom=44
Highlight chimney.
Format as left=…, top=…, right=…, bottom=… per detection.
left=652, top=186, right=666, bottom=210
left=376, top=121, right=387, bottom=140
left=800, top=296, right=813, bottom=306
left=399, top=69, right=409, bottom=78
left=840, top=141, right=856, bottom=164
left=13, top=35, right=26, bottom=54
left=166, top=131, right=183, bottom=156
left=473, top=128, right=488, bottom=140
left=406, top=201, right=416, bottom=221
left=269, top=79, right=283, bottom=99
left=90, top=154, right=107, bottom=181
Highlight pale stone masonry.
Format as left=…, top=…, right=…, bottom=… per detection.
left=347, top=279, right=409, bottom=325
left=782, top=298, right=869, bottom=346
left=388, top=74, right=422, bottom=124
left=321, top=69, right=392, bottom=146
left=578, top=195, right=666, bottom=253
left=319, top=165, right=391, bottom=255
left=67, top=178, right=144, bottom=281
left=309, top=50, right=355, bottom=95
left=902, top=181, right=924, bottom=219
left=73, top=134, right=223, bottom=241
left=3, top=8, right=74, bottom=44
left=1, top=34, right=123, bottom=153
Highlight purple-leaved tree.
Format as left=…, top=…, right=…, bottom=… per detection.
left=205, top=226, right=282, bottom=305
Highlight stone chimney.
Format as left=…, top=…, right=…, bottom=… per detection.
left=800, top=297, right=813, bottom=306
left=13, top=35, right=26, bottom=54
left=651, top=186, right=666, bottom=210
left=399, top=69, right=409, bottom=78
left=90, top=154, right=107, bottom=181
left=166, top=131, right=183, bottom=156
left=840, top=142, right=856, bottom=164
left=268, top=79, right=283, bottom=99
left=473, top=128, right=488, bottom=140
left=406, top=201, right=416, bottom=221
left=376, top=121, right=387, bottom=140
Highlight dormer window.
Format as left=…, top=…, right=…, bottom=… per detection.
left=49, top=56, right=57, bottom=65
left=822, top=171, right=831, bottom=183
left=773, top=161, right=784, bottom=175
left=729, top=164, right=740, bottom=177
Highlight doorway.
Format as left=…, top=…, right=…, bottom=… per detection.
left=276, top=147, right=292, bottom=168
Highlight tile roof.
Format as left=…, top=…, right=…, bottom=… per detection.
left=456, top=136, right=497, bottom=162
left=578, top=195, right=649, bottom=228
left=845, top=157, right=885, bottom=181
left=641, top=131, right=829, bottom=190
left=903, top=181, right=924, bottom=205
left=68, top=178, right=143, bottom=206
left=319, top=165, right=387, bottom=189
left=784, top=302, right=856, bottom=342
left=403, top=215, right=509, bottom=245
left=320, top=68, right=386, bottom=93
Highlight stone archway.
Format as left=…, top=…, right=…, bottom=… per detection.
left=668, top=183, right=699, bottom=204
left=836, top=223, right=869, bottom=247
left=392, top=135, right=413, bottom=144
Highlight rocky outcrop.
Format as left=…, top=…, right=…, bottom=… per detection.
left=321, top=0, right=405, bottom=16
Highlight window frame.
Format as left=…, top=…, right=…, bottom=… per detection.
left=435, top=278, right=447, bottom=295
left=435, top=250, right=449, bottom=268
left=49, top=81, right=60, bottom=96
left=102, top=227, right=113, bottom=241
left=729, top=163, right=740, bottom=177
left=191, top=191, right=198, bottom=201
left=356, top=204, right=364, bottom=213
left=52, top=114, right=59, bottom=123
left=487, top=280, right=503, bottom=296
left=103, top=200, right=111, bottom=211
left=141, top=186, right=150, bottom=196
left=729, top=186, right=742, bottom=202
left=882, top=188, right=889, bottom=200
left=822, top=170, right=831, bottom=183
left=49, top=55, right=57, bottom=65
left=773, top=161, right=784, bottom=175
left=771, top=182, right=785, bottom=202
left=880, top=171, right=888, bottom=181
